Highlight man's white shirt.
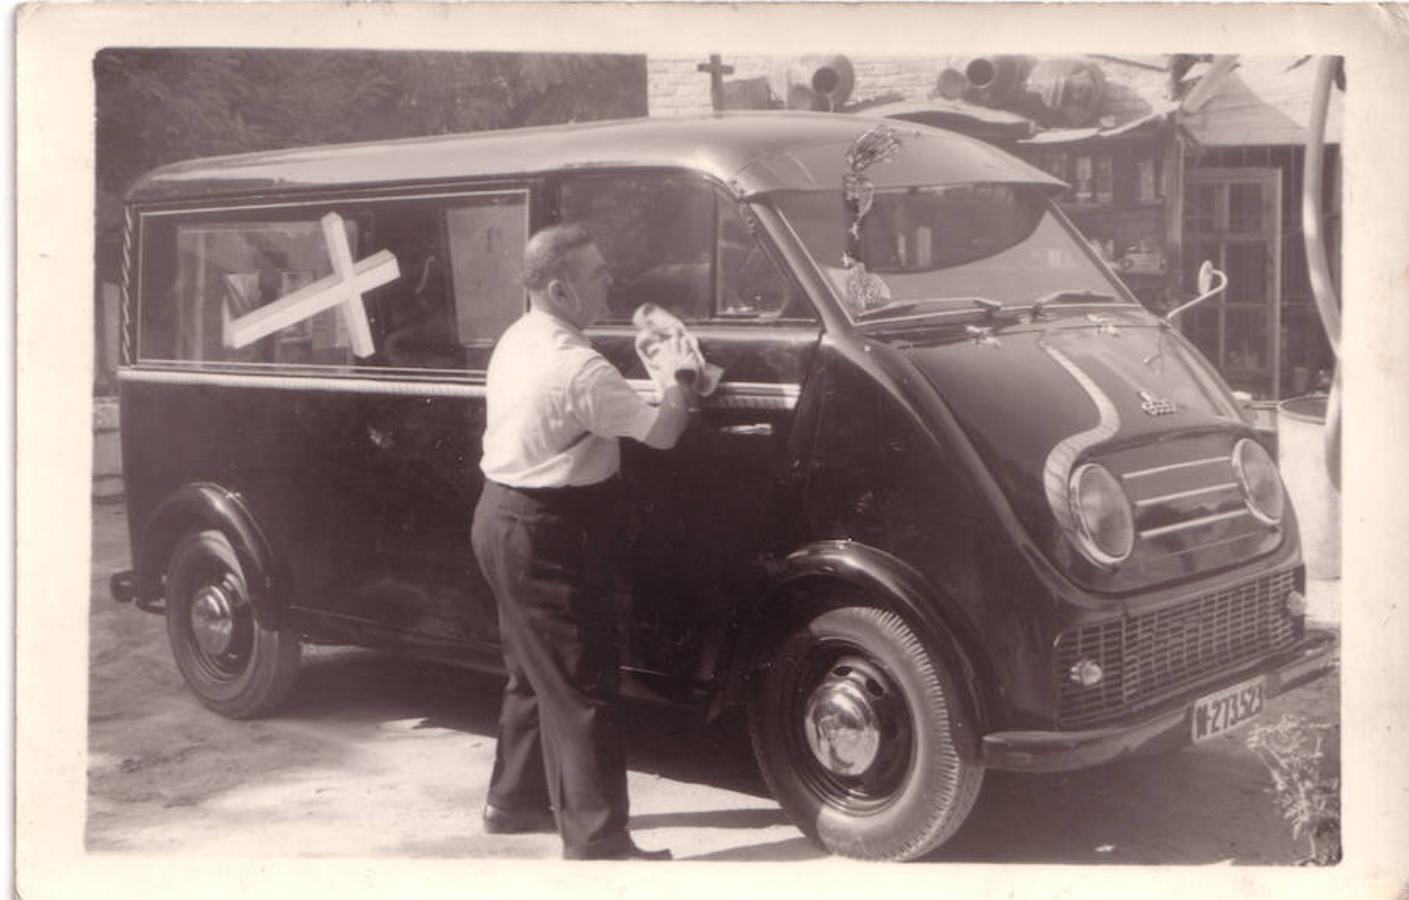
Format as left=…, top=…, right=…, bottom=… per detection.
left=480, top=308, right=659, bottom=488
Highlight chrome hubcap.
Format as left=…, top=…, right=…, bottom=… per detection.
left=190, top=580, right=236, bottom=657
left=803, top=662, right=884, bottom=777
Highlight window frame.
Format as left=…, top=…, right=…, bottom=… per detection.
left=132, top=181, right=534, bottom=378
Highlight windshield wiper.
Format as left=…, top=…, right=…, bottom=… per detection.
left=854, top=300, right=918, bottom=322
left=1030, top=289, right=1120, bottom=317
left=855, top=296, right=1014, bottom=323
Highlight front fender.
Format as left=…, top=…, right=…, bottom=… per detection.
left=136, top=482, right=285, bottom=628
left=728, top=540, right=996, bottom=731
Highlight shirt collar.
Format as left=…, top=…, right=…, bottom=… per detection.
left=525, top=306, right=589, bottom=344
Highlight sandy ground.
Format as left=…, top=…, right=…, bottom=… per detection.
left=87, top=501, right=1341, bottom=863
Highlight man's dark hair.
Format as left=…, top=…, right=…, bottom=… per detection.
left=523, top=223, right=595, bottom=291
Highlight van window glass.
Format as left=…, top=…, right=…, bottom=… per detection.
left=716, top=200, right=812, bottom=321
left=773, top=184, right=1131, bottom=320
left=135, top=191, right=528, bottom=372
left=136, top=215, right=363, bottom=368
left=559, top=174, right=812, bottom=323
left=444, top=196, right=529, bottom=368
left=559, top=174, right=715, bottom=323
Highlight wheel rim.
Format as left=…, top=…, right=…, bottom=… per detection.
left=183, top=568, right=254, bottom=682
left=790, top=644, right=915, bottom=812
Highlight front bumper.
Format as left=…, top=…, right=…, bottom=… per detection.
left=980, top=627, right=1337, bottom=773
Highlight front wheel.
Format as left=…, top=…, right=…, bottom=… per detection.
left=164, top=530, right=300, bottom=718
left=748, top=605, right=984, bottom=861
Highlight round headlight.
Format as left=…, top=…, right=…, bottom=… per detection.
left=1232, top=438, right=1285, bottom=525
left=1068, top=463, right=1135, bottom=566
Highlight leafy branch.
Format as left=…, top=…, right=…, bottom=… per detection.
left=1244, top=713, right=1341, bottom=865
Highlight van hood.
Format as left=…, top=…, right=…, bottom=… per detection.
left=870, top=306, right=1283, bottom=591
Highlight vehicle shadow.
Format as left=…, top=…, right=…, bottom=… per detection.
left=279, top=651, right=1305, bottom=865
left=933, top=747, right=1295, bottom=865
left=283, top=649, right=774, bottom=800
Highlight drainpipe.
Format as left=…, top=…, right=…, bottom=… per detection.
left=1302, top=56, right=1341, bottom=490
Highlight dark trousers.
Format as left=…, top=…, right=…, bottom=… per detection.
left=471, top=478, right=631, bottom=858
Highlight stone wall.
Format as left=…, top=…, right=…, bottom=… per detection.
left=93, top=398, right=123, bottom=501
left=94, top=282, right=123, bottom=500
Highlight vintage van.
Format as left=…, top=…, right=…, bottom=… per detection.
left=111, top=112, right=1336, bottom=861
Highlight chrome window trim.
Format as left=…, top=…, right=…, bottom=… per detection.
left=118, top=367, right=799, bottom=410
left=138, top=188, right=530, bottom=218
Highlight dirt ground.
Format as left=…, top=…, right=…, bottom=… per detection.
left=87, top=501, right=1341, bottom=863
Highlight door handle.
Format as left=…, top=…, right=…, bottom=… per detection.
left=719, top=423, right=774, bottom=437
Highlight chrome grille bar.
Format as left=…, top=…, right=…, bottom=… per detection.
left=1139, top=508, right=1251, bottom=540
left=1121, top=456, right=1227, bottom=481
left=1133, top=482, right=1240, bottom=509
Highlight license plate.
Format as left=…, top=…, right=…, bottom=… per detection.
left=1191, top=676, right=1265, bottom=742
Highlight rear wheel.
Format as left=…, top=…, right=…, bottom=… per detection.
left=164, top=530, right=300, bottom=718
left=748, top=605, right=983, bottom=861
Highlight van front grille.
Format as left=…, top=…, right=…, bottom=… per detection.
left=1054, top=569, right=1298, bottom=726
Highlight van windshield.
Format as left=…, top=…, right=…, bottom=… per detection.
left=771, top=184, right=1133, bottom=322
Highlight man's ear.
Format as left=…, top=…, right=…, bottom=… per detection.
left=551, top=277, right=581, bottom=317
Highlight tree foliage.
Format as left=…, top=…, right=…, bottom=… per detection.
left=95, top=48, right=647, bottom=211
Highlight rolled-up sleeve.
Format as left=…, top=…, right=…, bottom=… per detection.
left=570, top=354, right=659, bottom=443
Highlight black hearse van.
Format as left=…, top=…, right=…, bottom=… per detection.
left=112, top=112, right=1335, bottom=860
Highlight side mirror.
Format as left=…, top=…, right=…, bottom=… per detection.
left=1231, top=390, right=1256, bottom=422
left=1197, top=260, right=1215, bottom=296
left=1164, top=260, right=1228, bottom=326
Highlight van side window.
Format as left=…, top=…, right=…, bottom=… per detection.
left=716, top=199, right=813, bottom=321
left=135, top=191, right=528, bottom=372
left=136, top=214, right=364, bottom=367
left=373, top=192, right=527, bottom=371
left=559, top=174, right=715, bottom=323
left=558, top=174, right=812, bottom=323
left=443, top=193, right=529, bottom=369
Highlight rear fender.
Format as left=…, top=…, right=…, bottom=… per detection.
left=722, top=540, right=995, bottom=731
left=135, top=482, right=285, bottom=628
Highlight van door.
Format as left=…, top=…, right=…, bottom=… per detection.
left=330, top=188, right=530, bottom=648
left=559, top=173, right=822, bottom=689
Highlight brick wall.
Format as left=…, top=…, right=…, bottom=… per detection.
left=648, top=54, right=1173, bottom=127
left=648, top=55, right=959, bottom=117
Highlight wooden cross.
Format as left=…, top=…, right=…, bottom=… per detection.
left=222, top=212, right=399, bottom=358
left=697, top=54, right=734, bottom=112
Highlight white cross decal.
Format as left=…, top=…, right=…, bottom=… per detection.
left=222, top=212, right=400, bottom=358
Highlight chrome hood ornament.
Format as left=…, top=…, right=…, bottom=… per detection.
left=1139, top=389, right=1177, bottom=417
left=841, top=124, right=904, bottom=316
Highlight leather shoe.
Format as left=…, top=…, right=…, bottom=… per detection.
left=482, top=804, right=557, bottom=835
left=610, top=843, right=672, bottom=861
left=567, top=839, right=672, bottom=861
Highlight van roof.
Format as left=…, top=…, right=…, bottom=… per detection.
left=126, top=111, right=1064, bottom=203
